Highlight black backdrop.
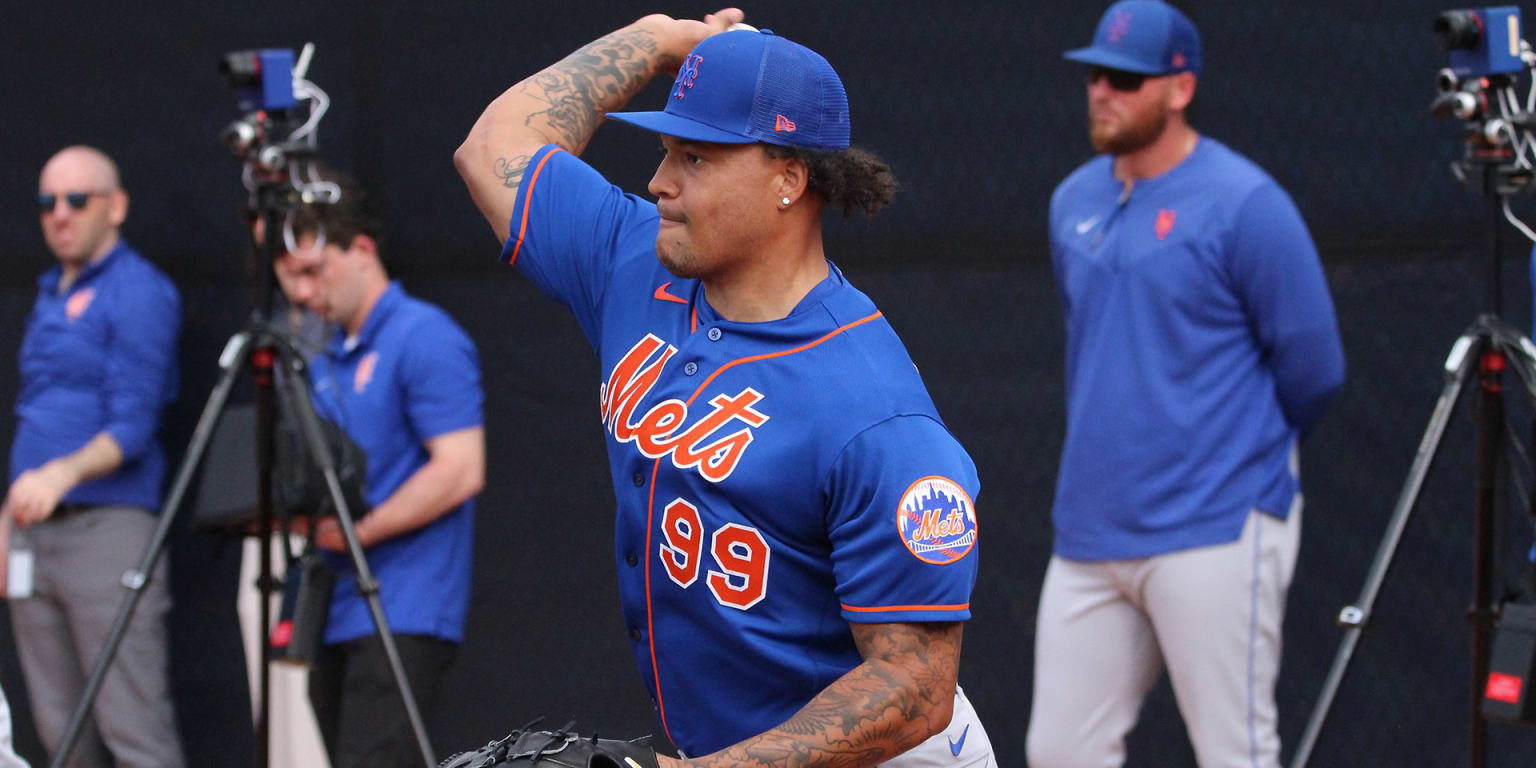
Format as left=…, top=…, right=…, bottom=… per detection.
left=4, top=0, right=1536, bottom=765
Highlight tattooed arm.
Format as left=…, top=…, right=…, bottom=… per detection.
left=664, top=622, right=962, bottom=768
left=454, top=8, right=744, bottom=241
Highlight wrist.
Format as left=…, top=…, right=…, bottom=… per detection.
left=631, top=14, right=692, bottom=73
left=44, top=458, right=82, bottom=489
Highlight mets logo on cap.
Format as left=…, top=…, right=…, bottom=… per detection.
left=672, top=53, right=704, bottom=100
left=896, top=476, right=978, bottom=565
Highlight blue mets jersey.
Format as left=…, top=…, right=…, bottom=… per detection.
left=502, top=144, right=980, bottom=756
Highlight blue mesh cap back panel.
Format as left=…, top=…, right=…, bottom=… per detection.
left=749, top=37, right=850, bottom=150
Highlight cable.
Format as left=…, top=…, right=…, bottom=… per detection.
left=1503, top=197, right=1536, bottom=243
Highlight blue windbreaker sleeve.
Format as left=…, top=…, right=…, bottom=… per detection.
left=824, top=415, right=979, bottom=624
left=499, top=145, right=662, bottom=346
left=102, top=270, right=180, bottom=461
left=1227, top=181, right=1345, bottom=436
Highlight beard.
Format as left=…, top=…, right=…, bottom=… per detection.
left=655, top=234, right=704, bottom=279
left=1089, top=103, right=1169, bottom=156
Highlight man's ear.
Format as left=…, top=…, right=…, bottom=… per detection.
left=108, top=189, right=129, bottom=228
left=775, top=155, right=810, bottom=206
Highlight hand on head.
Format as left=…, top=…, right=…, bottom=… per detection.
left=653, top=7, right=746, bottom=69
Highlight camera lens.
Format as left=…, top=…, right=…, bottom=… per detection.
left=1435, top=9, right=1484, bottom=51
left=219, top=51, right=262, bottom=88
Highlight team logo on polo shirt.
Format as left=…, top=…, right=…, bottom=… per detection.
left=65, top=288, right=96, bottom=322
left=897, top=476, right=977, bottom=565
left=354, top=351, right=379, bottom=394
left=1155, top=208, right=1177, bottom=240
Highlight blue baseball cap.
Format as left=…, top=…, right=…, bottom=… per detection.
left=1064, top=0, right=1202, bottom=76
left=608, top=29, right=850, bottom=151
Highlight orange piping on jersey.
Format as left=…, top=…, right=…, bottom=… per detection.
left=506, top=148, right=565, bottom=268
left=684, top=311, right=883, bottom=406
left=840, top=602, right=971, bottom=613
left=690, top=306, right=698, bottom=334
left=643, top=458, right=675, bottom=745
left=643, top=308, right=883, bottom=743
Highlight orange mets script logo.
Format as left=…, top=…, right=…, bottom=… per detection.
left=673, top=54, right=704, bottom=100
left=897, top=476, right=977, bottom=565
left=600, top=334, right=768, bottom=483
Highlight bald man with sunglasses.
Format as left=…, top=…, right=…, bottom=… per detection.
left=3, top=145, right=183, bottom=768
left=1029, top=2, right=1345, bottom=766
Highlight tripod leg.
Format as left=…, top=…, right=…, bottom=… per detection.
left=273, top=350, right=437, bottom=768
left=47, top=331, right=255, bottom=768
left=1289, top=333, right=1479, bottom=768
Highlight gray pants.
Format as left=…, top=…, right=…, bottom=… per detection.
left=1027, top=507, right=1302, bottom=768
left=8, top=507, right=183, bottom=768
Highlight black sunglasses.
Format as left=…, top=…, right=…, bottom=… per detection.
left=37, top=191, right=107, bottom=213
left=1086, top=66, right=1149, bottom=92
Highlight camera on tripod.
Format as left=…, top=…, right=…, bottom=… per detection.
left=1429, top=7, right=1536, bottom=196
left=1437, top=7, right=1524, bottom=79
left=1424, top=6, right=1536, bottom=732
left=217, top=44, right=338, bottom=206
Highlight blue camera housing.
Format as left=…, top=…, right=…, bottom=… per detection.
left=1449, top=7, right=1524, bottom=78
left=235, top=49, right=297, bottom=112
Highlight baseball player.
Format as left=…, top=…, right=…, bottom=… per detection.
left=455, top=8, right=994, bottom=767
left=1028, top=2, right=1345, bottom=767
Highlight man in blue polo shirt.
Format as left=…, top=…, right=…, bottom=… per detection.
left=270, top=177, right=484, bottom=768
left=4, top=145, right=183, bottom=767
left=1027, top=3, right=1346, bottom=767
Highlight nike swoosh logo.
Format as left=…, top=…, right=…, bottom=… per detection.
left=948, top=724, right=969, bottom=756
left=653, top=281, right=688, bottom=304
left=1075, top=215, right=1100, bottom=235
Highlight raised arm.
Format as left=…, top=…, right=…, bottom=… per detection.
left=677, top=621, right=962, bottom=767
left=454, top=8, right=744, bottom=241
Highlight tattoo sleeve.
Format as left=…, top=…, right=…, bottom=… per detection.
left=688, top=622, right=963, bottom=768
left=490, top=27, right=674, bottom=192
left=457, top=15, right=696, bottom=241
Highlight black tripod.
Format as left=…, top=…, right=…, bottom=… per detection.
left=1291, top=158, right=1536, bottom=768
left=46, top=196, right=437, bottom=768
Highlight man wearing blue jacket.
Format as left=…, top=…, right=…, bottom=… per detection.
left=4, top=145, right=183, bottom=768
left=1027, top=3, right=1346, bottom=767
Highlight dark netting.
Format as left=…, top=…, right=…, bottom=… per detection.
left=749, top=31, right=850, bottom=149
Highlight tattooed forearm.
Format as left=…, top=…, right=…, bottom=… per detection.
left=456, top=13, right=727, bottom=241
left=686, top=623, right=963, bottom=768
left=516, top=28, right=669, bottom=155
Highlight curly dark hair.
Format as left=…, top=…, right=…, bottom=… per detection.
left=762, top=144, right=898, bottom=217
left=286, top=170, right=388, bottom=263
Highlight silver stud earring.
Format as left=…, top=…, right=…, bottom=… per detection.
left=781, top=197, right=791, bottom=205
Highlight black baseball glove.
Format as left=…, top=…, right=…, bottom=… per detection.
left=441, top=720, right=663, bottom=768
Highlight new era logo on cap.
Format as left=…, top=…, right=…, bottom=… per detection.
left=609, top=29, right=850, bottom=150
